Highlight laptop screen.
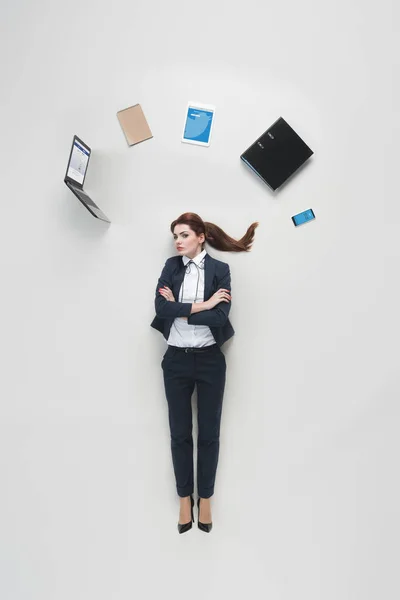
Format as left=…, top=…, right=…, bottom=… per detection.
left=67, top=139, right=90, bottom=185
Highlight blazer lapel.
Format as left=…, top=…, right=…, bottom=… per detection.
left=203, top=253, right=216, bottom=301
left=172, top=260, right=185, bottom=301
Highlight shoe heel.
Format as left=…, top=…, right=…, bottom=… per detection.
left=178, top=495, right=194, bottom=534
left=197, top=497, right=213, bottom=533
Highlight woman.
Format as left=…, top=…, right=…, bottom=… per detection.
left=151, top=212, right=258, bottom=533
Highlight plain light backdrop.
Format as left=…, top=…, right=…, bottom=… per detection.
left=0, top=1, right=399, bottom=599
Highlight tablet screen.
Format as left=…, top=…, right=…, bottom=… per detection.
left=182, top=105, right=215, bottom=145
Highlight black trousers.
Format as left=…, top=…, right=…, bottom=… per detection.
left=161, top=343, right=226, bottom=499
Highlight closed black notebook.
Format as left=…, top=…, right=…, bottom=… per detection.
left=240, top=117, right=313, bottom=191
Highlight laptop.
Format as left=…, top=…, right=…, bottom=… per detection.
left=240, top=117, right=313, bottom=191
left=64, top=135, right=111, bottom=223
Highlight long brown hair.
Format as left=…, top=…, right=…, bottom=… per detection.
left=170, top=213, right=259, bottom=252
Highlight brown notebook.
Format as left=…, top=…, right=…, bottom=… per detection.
left=116, top=104, right=153, bottom=146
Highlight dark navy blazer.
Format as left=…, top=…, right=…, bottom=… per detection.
left=150, top=253, right=235, bottom=347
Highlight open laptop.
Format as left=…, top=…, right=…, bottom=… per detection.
left=64, top=135, right=111, bottom=223
left=240, top=117, right=313, bottom=191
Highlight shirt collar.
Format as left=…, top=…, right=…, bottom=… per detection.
left=182, top=248, right=207, bottom=267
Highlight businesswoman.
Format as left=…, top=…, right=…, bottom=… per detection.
left=151, top=213, right=258, bottom=533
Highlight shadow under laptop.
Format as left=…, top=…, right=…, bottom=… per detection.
left=60, top=188, right=111, bottom=239
left=87, top=148, right=142, bottom=224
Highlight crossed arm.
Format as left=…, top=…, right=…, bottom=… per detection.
left=154, top=261, right=232, bottom=328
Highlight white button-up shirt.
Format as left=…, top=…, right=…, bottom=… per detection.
left=167, top=249, right=216, bottom=348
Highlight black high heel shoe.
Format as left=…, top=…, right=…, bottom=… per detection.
left=197, top=497, right=213, bottom=533
left=177, top=495, right=194, bottom=534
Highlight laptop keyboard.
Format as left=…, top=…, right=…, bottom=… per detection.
left=68, top=183, right=110, bottom=221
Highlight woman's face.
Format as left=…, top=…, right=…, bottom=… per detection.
left=173, top=224, right=205, bottom=259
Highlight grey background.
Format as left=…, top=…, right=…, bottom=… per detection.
left=1, top=1, right=399, bottom=599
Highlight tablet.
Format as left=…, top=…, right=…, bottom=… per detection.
left=181, top=102, right=216, bottom=146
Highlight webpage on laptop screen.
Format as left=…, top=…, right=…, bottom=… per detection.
left=67, top=141, right=90, bottom=184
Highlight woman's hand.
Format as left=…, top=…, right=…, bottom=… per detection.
left=158, top=286, right=175, bottom=302
left=159, top=286, right=187, bottom=319
left=206, top=288, right=231, bottom=310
